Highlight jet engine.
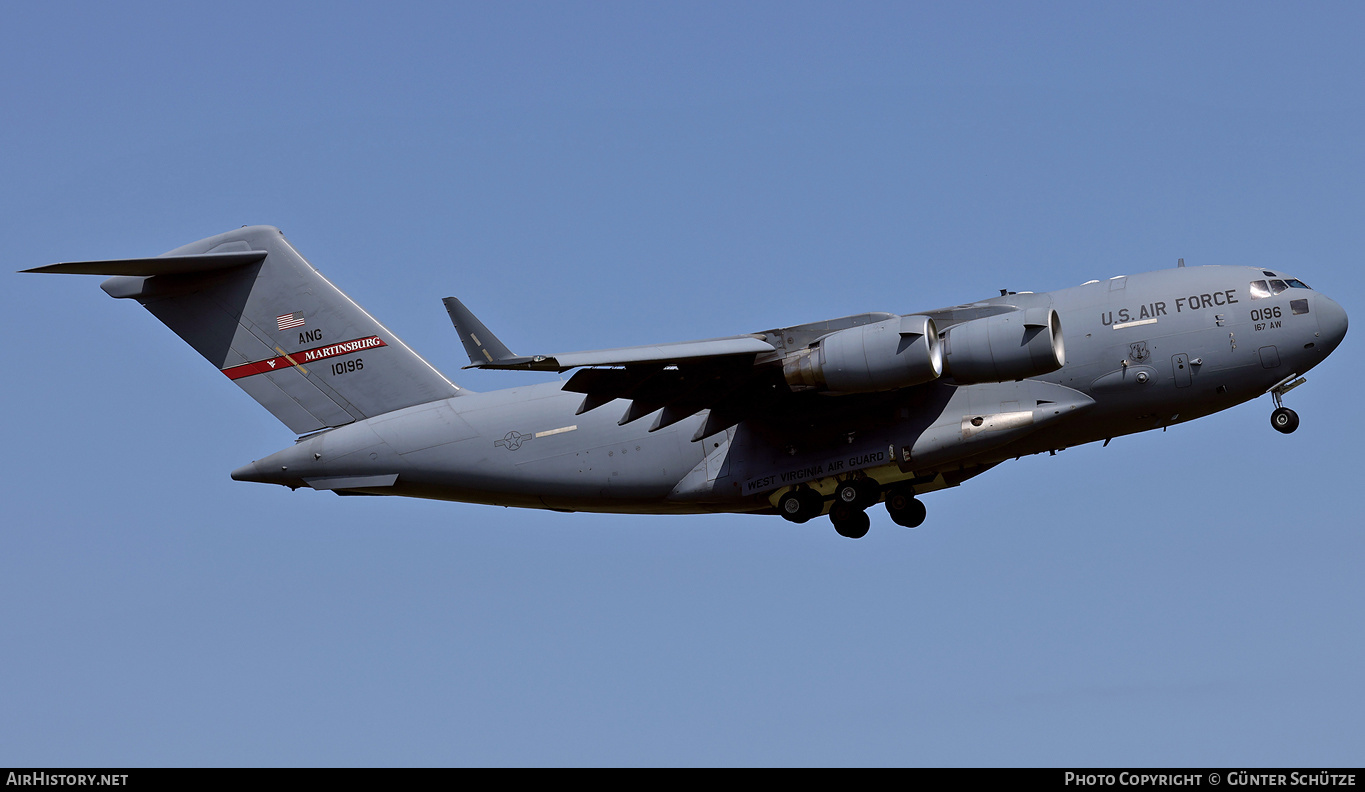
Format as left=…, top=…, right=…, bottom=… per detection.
left=941, top=307, right=1065, bottom=384
left=784, top=315, right=942, bottom=393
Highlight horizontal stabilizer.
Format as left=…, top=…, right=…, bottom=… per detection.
left=22, top=250, right=266, bottom=276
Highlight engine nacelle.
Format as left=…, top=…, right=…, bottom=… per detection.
left=784, top=315, right=942, bottom=393
left=941, top=307, right=1065, bottom=384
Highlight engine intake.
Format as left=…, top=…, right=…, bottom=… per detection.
left=784, top=315, right=942, bottom=393
left=941, top=307, right=1065, bottom=384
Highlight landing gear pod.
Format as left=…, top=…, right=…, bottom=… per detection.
left=942, top=307, right=1065, bottom=384
left=784, top=315, right=942, bottom=393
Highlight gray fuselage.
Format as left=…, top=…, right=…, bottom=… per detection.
left=233, top=264, right=1348, bottom=516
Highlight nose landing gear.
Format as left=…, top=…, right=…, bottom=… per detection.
left=1271, top=406, right=1299, bottom=434
left=1268, top=374, right=1307, bottom=434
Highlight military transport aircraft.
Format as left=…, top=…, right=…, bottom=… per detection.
left=25, top=226, right=1348, bottom=538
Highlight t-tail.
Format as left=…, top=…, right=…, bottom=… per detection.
left=24, top=226, right=464, bottom=433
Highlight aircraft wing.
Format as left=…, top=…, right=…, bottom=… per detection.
left=445, top=296, right=797, bottom=438
left=525, top=336, right=778, bottom=369
left=444, top=297, right=774, bottom=370
left=445, top=292, right=1070, bottom=441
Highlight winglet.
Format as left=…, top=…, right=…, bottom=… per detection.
left=442, top=297, right=521, bottom=367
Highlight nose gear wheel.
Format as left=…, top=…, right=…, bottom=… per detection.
left=1270, top=406, right=1299, bottom=434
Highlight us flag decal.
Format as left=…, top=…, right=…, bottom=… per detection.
left=276, top=312, right=306, bottom=331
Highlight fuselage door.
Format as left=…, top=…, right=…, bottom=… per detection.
left=1172, top=353, right=1191, bottom=388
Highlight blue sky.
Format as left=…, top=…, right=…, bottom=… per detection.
left=2, top=2, right=1362, bottom=766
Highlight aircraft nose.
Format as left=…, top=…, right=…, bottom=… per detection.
left=1316, top=294, right=1349, bottom=353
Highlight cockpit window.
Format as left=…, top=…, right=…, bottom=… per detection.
left=1250, top=278, right=1311, bottom=299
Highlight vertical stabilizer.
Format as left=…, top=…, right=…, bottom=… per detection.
left=29, top=226, right=463, bottom=434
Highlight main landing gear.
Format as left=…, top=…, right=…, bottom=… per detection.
left=829, top=502, right=871, bottom=539
left=830, top=478, right=879, bottom=539
left=778, top=479, right=929, bottom=539
left=1268, top=374, right=1307, bottom=435
left=778, top=488, right=823, bottom=524
left=883, top=485, right=927, bottom=528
